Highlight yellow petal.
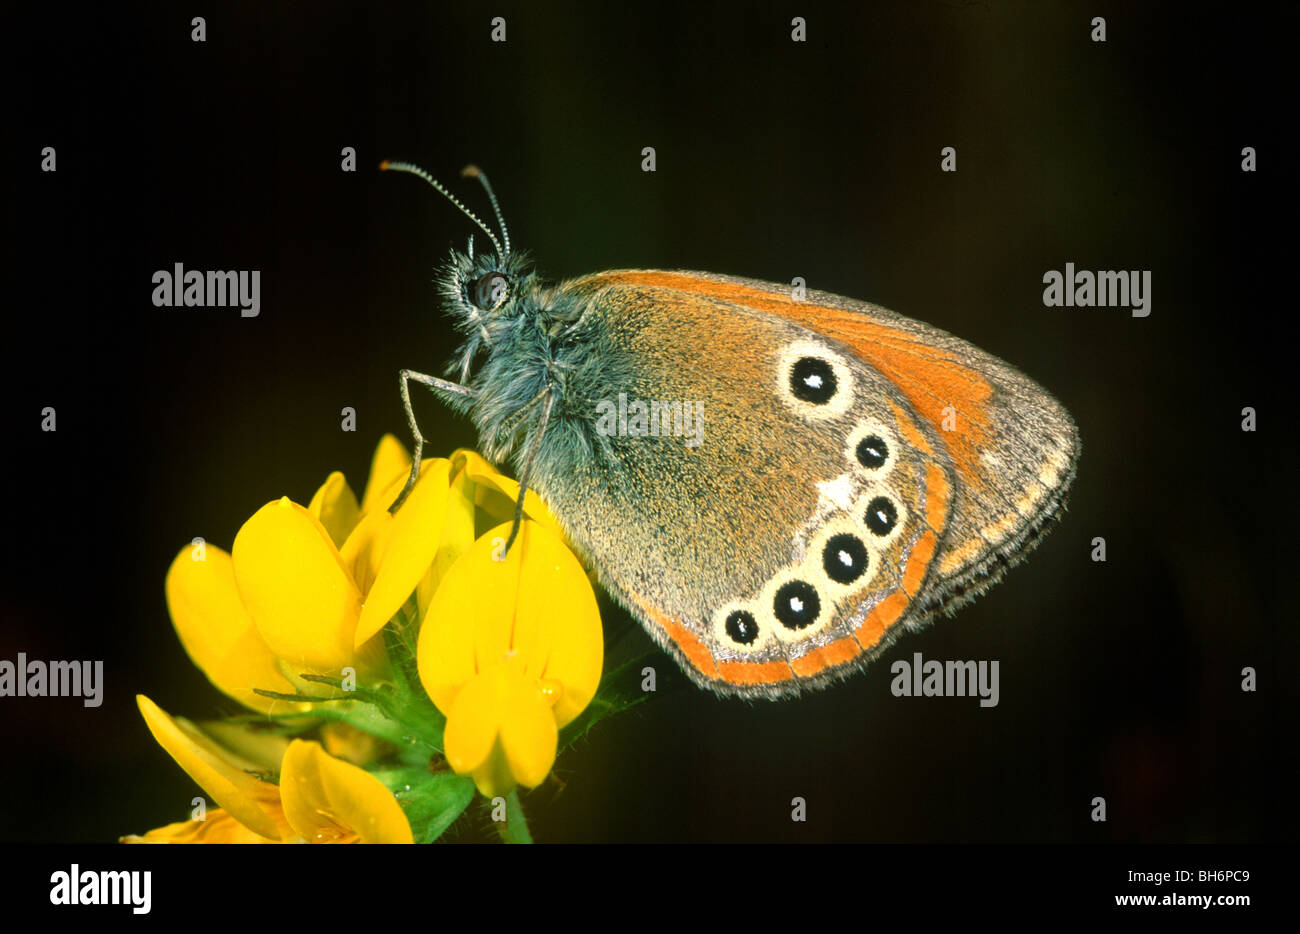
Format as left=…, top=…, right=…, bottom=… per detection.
left=451, top=449, right=565, bottom=539
left=342, top=458, right=447, bottom=593
left=359, top=456, right=445, bottom=531
left=416, top=465, right=476, bottom=618
left=164, top=545, right=298, bottom=713
left=279, top=740, right=413, bottom=844
left=353, top=459, right=451, bottom=648
left=122, top=809, right=284, bottom=844
left=466, top=745, right=516, bottom=799
left=360, top=435, right=412, bottom=515
left=416, top=527, right=521, bottom=716
left=136, top=695, right=283, bottom=841
left=443, top=666, right=507, bottom=778
left=417, top=520, right=602, bottom=729
left=514, top=531, right=603, bottom=729
left=232, top=497, right=364, bottom=675
left=498, top=672, right=558, bottom=788
left=308, top=471, right=362, bottom=548
left=443, top=664, right=556, bottom=796
left=338, top=508, right=388, bottom=598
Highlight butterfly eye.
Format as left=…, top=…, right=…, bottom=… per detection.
left=808, top=517, right=881, bottom=600
left=470, top=272, right=508, bottom=309
left=790, top=357, right=837, bottom=404
left=777, top=341, right=854, bottom=420
left=864, top=496, right=899, bottom=536
left=822, top=533, right=870, bottom=584
left=724, top=610, right=760, bottom=646
left=773, top=580, right=821, bottom=631
left=714, top=603, right=769, bottom=653
left=845, top=422, right=897, bottom=477
left=856, top=435, right=889, bottom=469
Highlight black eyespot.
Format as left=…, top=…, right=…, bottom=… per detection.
left=470, top=272, right=507, bottom=309
left=724, top=610, right=759, bottom=646
left=856, top=434, right=889, bottom=469
left=864, top=496, right=899, bottom=536
left=790, top=357, right=837, bottom=404
left=774, top=580, right=820, bottom=630
left=822, top=533, right=869, bottom=584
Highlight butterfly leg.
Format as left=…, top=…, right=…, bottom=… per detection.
left=389, top=369, right=475, bottom=513
left=503, top=386, right=555, bottom=555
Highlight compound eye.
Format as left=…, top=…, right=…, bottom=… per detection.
left=471, top=272, right=508, bottom=309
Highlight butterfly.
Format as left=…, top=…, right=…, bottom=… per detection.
left=382, top=161, right=1079, bottom=699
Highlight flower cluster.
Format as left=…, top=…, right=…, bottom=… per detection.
left=127, top=437, right=607, bottom=843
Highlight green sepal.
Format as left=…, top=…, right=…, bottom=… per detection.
left=372, top=768, right=475, bottom=843
left=378, top=612, right=448, bottom=748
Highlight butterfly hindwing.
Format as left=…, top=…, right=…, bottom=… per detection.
left=529, top=271, right=966, bottom=697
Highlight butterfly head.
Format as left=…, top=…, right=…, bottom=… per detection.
left=381, top=160, right=600, bottom=460
left=438, top=245, right=537, bottom=328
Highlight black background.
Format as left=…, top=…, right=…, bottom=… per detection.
left=3, top=0, right=1296, bottom=845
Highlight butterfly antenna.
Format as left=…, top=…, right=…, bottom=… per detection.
left=461, top=164, right=511, bottom=259
left=380, top=160, right=504, bottom=258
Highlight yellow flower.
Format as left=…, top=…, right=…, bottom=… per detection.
left=165, top=435, right=452, bottom=704
left=142, top=435, right=608, bottom=842
left=125, top=696, right=413, bottom=844
left=417, top=519, right=603, bottom=797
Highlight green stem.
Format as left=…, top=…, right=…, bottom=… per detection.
left=497, top=790, right=533, bottom=844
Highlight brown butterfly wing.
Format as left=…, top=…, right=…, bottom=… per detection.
left=530, top=271, right=964, bottom=697
left=576, top=271, right=1080, bottom=624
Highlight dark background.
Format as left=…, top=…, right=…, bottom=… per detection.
left=3, top=0, right=1295, bottom=843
